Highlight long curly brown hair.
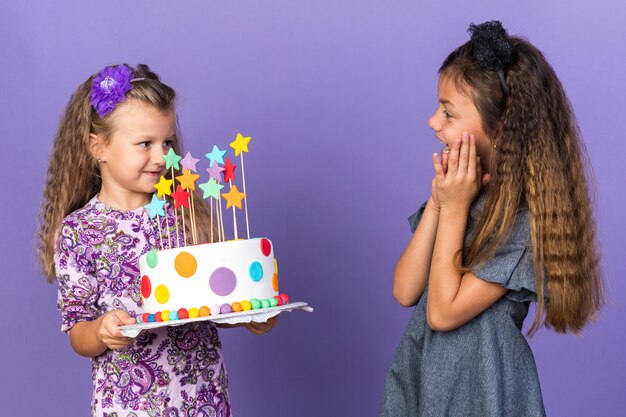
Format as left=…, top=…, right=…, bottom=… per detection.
left=39, top=64, right=214, bottom=283
left=440, top=37, right=603, bottom=334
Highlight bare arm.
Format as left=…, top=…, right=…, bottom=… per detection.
left=68, top=310, right=136, bottom=357
left=393, top=197, right=440, bottom=306
left=426, top=134, right=506, bottom=331
left=393, top=151, right=449, bottom=307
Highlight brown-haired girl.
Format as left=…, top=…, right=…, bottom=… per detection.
left=381, top=21, right=603, bottom=416
left=39, top=64, right=274, bottom=416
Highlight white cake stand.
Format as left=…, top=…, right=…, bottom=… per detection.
left=119, top=302, right=313, bottom=338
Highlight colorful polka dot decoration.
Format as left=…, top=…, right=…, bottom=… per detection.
left=135, top=294, right=290, bottom=323
left=141, top=275, right=152, bottom=298
left=209, top=267, right=237, bottom=296
left=174, top=251, right=197, bottom=278
left=147, top=249, right=159, bottom=268
left=155, top=285, right=170, bottom=304
left=272, top=273, right=279, bottom=292
left=260, top=238, right=272, bottom=256
left=249, top=261, right=263, bottom=282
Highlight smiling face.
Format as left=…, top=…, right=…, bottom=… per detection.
left=428, top=75, right=494, bottom=171
left=91, top=99, right=177, bottom=210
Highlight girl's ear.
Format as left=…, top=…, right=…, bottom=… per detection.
left=89, top=133, right=105, bottom=162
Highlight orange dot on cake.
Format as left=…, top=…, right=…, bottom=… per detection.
left=174, top=251, right=197, bottom=278
left=272, top=273, right=279, bottom=292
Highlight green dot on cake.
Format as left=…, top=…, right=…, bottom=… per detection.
left=147, top=249, right=159, bottom=268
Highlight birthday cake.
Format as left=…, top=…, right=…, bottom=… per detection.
left=138, top=238, right=286, bottom=321
left=135, top=133, right=288, bottom=324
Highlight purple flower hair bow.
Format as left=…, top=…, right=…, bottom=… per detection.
left=90, top=65, right=135, bottom=117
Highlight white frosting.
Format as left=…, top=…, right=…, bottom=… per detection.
left=139, top=238, right=278, bottom=313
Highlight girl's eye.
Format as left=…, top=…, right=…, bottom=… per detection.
left=443, top=110, right=452, bottom=119
left=164, top=140, right=174, bottom=148
left=139, top=141, right=151, bottom=148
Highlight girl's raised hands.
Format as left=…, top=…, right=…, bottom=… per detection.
left=432, top=132, right=487, bottom=211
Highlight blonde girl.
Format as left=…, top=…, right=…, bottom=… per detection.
left=39, top=64, right=273, bottom=416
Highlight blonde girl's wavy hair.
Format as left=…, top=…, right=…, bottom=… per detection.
left=440, top=38, right=603, bottom=334
left=39, top=64, right=214, bottom=283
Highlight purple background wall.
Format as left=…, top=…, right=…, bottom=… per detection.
left=1, top=1, right=624, bottom=416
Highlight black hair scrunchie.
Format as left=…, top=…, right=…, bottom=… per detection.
left=468, top=20, right=513, bottom=95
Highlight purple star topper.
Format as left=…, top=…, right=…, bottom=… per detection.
left=90, top=65, right=135, bottom=117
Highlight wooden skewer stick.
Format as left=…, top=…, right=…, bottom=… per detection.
left=240, top=153, right=250, bottom=239
left=210, top=198, right=214, bottom=243
left=156, top=216, right=163, bottom=250
left=218, top=191, right=225, bottom=241
left=170, top=167, right=178, bottom=248
left=181, top=205, right=187, bottom=246
left=229, top=180, right=239, bottom=240
left=188, top=193, right=197, bottom=245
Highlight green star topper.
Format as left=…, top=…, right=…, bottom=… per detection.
left=162, top=148, right=182, bottom=170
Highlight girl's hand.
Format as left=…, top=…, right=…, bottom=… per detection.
left=216, top=315, right=279, bottom=334
left=429, top=151, right=448, bottom=211
left=245, top=315, right=279, bottom=335
left=433, top=132, right=482, bottom=211
left=98, top=310, right=137, bottom=350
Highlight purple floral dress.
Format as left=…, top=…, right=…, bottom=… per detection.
left=55, top=196, right=231, bottom=417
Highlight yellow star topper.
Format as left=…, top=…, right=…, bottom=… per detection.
left=154, top=176, right=173, bottom=198
left=229, top=133, right=252, bottom=157
left=221, top=184, right=247, bottom=209
left=175, top=169, right=200, bottom=191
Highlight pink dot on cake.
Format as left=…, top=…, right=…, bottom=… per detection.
left=260, top=238, right=272, bottom=256
left=174, top=251, right=197, bottom=278
left=209, top=267, right=237, bottom=296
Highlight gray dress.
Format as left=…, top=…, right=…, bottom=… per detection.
left=381, top=195, right=546, bottom=417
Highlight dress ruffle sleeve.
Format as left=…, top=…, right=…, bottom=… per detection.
left=408, top=201, right=428, bottom=233
left=472, top=208, right=539, bottom=303
left=54, top=216, right=100, bottom=332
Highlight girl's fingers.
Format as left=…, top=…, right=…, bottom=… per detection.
left=432, top=153, right=445, bottom=182
left=447, top=137, right=461, bottom=175
left=442, top=151, right=449, bottom=175
left=457, top=132, right=469, bottom=175
left=468, top=134, right=477, bottom=176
